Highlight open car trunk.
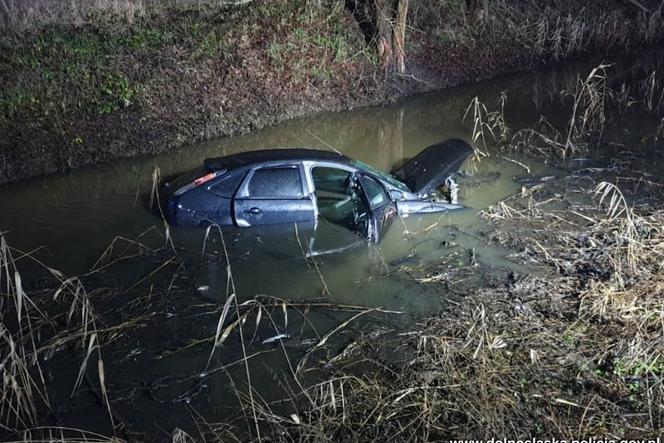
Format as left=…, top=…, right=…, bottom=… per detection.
left=392, top=139, right=473, bottom=196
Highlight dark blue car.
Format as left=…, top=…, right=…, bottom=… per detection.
left=163, top=139, right=473, bottom=243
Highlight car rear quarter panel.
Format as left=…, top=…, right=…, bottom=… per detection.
left=175, top=185, right=234, bottom=227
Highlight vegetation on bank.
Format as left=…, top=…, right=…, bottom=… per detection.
left=1, top=0, right=664, bottom=183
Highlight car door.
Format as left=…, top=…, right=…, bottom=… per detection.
left=305, top=164, right=369, bottom=253
left=233, top=164, right=315, bottom=227
left=356, top=174, right=397, bottom=242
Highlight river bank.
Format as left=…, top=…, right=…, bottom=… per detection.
left=2, top=0, right=664, bottom=184
left=262, top=157, right=664, bottom=440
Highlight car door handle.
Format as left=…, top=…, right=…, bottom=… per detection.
left=244, top=207, right=262, bottom=215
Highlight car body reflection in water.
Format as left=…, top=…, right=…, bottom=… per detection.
left=170, top=218, right=437, bottom=315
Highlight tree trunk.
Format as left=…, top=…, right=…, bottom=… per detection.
left=344, top=0, right=378, bottom=45
left=393, top=0, right=409, bottom=74
left=347, top=0, right=409, bottom=72
left=466, top=0, right=485, bottom=22
left=374, top=0, right=394, bottom=70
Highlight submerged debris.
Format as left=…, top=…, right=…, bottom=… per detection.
left=261, top=333, right=291, bottom=345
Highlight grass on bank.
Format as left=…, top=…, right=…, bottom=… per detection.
left=2, top=0, right=664, bottom=183
left=0, top=0, right=215, bottom=32
left=0, top=0, right=363, bottom=149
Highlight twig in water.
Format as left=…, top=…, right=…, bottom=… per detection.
left=305, top=129, right=343, bottom=155
left=297, top=309, right=377, bottom=374
left=500, top=155, right=531, bottom=174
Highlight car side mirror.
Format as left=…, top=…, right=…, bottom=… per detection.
left=346, top=173, right=359, bottom=193
left=390, top=190, right=404, bottom=201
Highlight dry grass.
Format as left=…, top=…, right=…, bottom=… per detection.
left=0, top=231, right=133, bottom=437
left=462, top=93, right=508, bottom=156
left=463, top=64, right=613, bottom=159
left=0, top=234, right=46, bottom=431
left=497, top=2, right=664, bottom=58
left=0, top=0, right=216, bottom=32
left=564, top=64, right=610, bottom=153
left=18, top=426, right=120, bottom=442
left=476, top=62, right=664, bottom=160
left=414, top=0, right=664, bottom=64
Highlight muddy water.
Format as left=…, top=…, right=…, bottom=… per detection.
left=1, top=49, right=663, bottom=437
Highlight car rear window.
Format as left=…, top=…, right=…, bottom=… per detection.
left=248, top=167, right=303, bottom=198
left=167, top=166, right=208, bottom=191
left=210, top=171, right=245, bottom=198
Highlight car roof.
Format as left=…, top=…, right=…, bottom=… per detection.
left=204, top=148, right=352, bottom=171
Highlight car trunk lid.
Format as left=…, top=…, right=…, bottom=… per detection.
left=392, top=139, right=473, bottom=196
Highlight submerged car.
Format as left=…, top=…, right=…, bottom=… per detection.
left=163, top=139, right=473, bottom=242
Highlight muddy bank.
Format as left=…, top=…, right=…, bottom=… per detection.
left=2, top=0, right=664, bottom=184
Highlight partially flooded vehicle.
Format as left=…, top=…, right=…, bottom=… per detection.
left=163, top=138, right=473, bottom=242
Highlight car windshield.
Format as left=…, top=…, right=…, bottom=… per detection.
left=349, top=159, right=411, bottom=192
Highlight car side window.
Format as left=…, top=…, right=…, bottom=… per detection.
left=209, top=171, right=245, bottom=198
left=312, top=166, right=351, bottom=194
left=359, top=175, right=388, bottom=209
left=247, top=166, right=303, bottom=198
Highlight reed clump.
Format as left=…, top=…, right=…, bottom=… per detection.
left=415, top=0, right=664, bottom=64
left=470, top=62, right=664, bottom=160
left=0, top=233, right=45, bottom=431
left=463, top=64, right=613, bottom=159
left=0, top=231, right=144, bottom=439
left=497, top=1, right=664, bottom=58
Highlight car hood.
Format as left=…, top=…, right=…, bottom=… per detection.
left=392, top=139, right=474, bottom=195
